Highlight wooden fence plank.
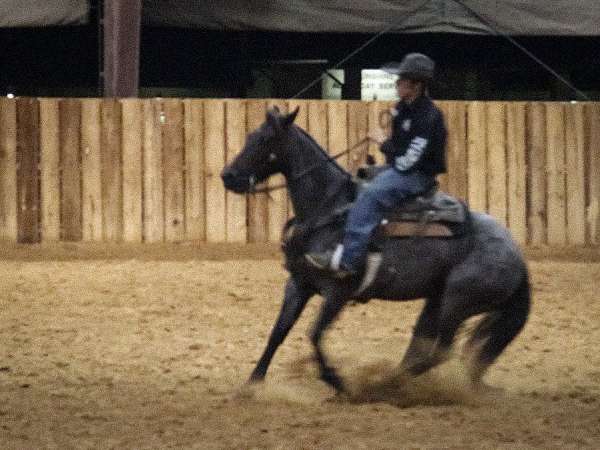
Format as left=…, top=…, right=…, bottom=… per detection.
left=101, top=100, right=123, bottom=241
left=436, top=102, right=450, bottom=192
left=445, top=101, right=468, bottom=200
left=81, top=99, right=103, bottom=241
left=367, top=101, right=388, bottom=165
left=16, top=98, right=40, bottom=243
left=287, top=100, right=309, bottom=218
left=328, top=101, right=348, bottom=169
left=545, top=102, right=567, bottom=246
left=162, top=99, right=185, bottom=242
left=60, top=99, right=82, bottom=241
left=308, top=101, right=328, bottom=151
left=266, top=99, right=289, bottom=243
left=184, top=99, right=205, bottom=241
left=39, top=99, right=61, bottom=241
left=527, top=102, right=547, bottom=245
left=0, top=99, right=17, bottom=241
left=466, top=102, right=487, bottom=211
left=121, top=99, right=143, bottom=242
left=225, top=99, right=247, bottom=243
left=204, top=99, right=227, bottom=242
left=506, top=102, right=527, bottom=245
left=143, top=99, right=164, bottom=242
left=486, top=102, right=507, bottom=225
left=246, top=100, right=268, bottom=242
left=564, top=104, right=586, bottom=245
left=587, top=103, right=600, bottom=244
left=347, top=100, right=369, bottom=175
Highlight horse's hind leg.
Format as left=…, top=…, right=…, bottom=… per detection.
left=400, top=297, right=441, bottom=370
left=249, top=277, right=312, bottom=383
left=464, top=274, right=531, bottom=387
left=404, top=285, right=490, bottom=377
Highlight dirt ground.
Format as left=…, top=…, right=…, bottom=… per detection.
left=1, top=242, right=599, bottom=449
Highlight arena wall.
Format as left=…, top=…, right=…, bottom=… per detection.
left=0, top=98, right=598, bottom=246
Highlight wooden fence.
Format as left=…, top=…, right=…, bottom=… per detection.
left=0, top=97, right=599, bottom=246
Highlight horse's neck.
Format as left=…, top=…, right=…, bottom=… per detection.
left=285, top=130, right=353, bottom=222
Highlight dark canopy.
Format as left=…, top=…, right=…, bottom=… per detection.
left=0, top=0, right=89, bottom=27
left=1, top=1, right=599, bottom=36
left=142, top=0, right=600, bottom=36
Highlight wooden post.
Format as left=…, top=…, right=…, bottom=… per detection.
left=162, top=99, right=185, bottom=242
left=0, top=98, right=17, bottom=242
left=587, top=103, right=600, bottom=245
left=246, top=100, right=268, bottom=242
left=527, top=102, right=547, bottom=246
left=101, top=99, right=123, bottom=241
left=39, top=99, right=61, bottom=241
left=564, top=103, right=586, bottom=245
left=103, top=0, right=142, bottom=97
left=308, top=101, right=328, bottom=151
left=204, top=99, right=227, bottom=243
left=445, top=101, right=468, bottom=201
left=347, top=100, right=369, bottom=175
left=506, top=102, right=527, bottom=245
left=287, top=99, right=309, bottom=218
left=184, top=99, right=206, bottom=241
left=143, top=99, right=164, bottom=242
left=225, top=99, right=247, bottom=243
left=545, top=102, right=567, bottom=246
left=16, top=98, right=40, bottom=243
left=121, top=99, right=143, bottom=242
left=81, top=99, right=104, bottom=241
left=486, top=102, right=507, bottom=226
left=466, top=102, right=487, bottom=212
left=267, top=99, right=288, bottom=243
left=60, top=99, right=83, bottom=241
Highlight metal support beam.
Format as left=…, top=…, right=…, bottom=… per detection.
left=103, top=0, right=142, bottom=97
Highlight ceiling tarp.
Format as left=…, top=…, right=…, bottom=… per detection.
left=0, top=0, right=89, bottom=27
left=142, top=0, right=600, bottom=36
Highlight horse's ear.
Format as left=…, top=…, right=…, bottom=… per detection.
left=281, top=106, right=300, bottom=128
left=266, top=106, right=279, bottom=129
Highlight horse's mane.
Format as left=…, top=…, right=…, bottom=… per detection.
left=293, top=125, right=352, bottom=180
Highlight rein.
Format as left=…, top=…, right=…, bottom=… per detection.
left=251, top=136, right=372, bottom=194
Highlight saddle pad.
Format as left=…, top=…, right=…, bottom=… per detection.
left=381, top=221, right=454, bottom=238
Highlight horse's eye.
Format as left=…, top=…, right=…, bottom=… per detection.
left=268, top=153, right=277, bottom=162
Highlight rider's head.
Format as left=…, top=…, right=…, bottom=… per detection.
left=382, top=53, right=435, bottom=102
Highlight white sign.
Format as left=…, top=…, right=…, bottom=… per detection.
left=361, top=69, right=398, bottom=101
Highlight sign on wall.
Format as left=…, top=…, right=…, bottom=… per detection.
left=361, top=70, right=398, bottom=101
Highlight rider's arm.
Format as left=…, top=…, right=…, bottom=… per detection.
left=393, top=109, right=443, bottom=172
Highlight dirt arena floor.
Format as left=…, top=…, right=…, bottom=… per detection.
left=1, top=242, right=599, bottom=449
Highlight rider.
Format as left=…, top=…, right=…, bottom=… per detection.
left=306, top=53, right=447, bottom=278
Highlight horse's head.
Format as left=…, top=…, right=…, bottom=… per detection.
left=221, top=106, right=299, bottom=193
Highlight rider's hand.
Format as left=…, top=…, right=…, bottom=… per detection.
left=368, top=128, right=388, bottom=145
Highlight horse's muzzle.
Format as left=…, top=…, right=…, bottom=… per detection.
left=221, top=167, right=252, bottom=193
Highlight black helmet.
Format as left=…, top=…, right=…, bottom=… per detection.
left=382, top=53, right=435, bottom=82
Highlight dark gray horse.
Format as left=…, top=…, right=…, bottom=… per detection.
left=221, top=106, right=530, bottom=394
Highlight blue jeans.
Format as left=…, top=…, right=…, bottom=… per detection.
left=340, top=167, right=435, bottom=270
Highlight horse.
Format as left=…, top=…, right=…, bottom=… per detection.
left=221, top=106, right=530, bottom=394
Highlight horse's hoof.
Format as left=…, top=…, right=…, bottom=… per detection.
left=321, top=368, right=346, bottom=393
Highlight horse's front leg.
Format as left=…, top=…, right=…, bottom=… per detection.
left=249, top=277, right=312, bottom=383
left=310, top=290, right=348, bottom=393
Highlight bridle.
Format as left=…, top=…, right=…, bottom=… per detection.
left=250, top=134, right=372, bottom=195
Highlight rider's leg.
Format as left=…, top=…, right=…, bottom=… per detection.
left=305, top=168, right=433, bottom=275
left=339, top=168, right=432, bottom=272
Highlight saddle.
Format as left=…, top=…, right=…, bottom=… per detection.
left=356, top=165, right=468, bottom=239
